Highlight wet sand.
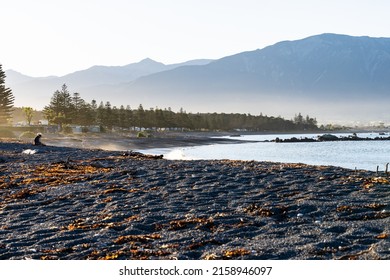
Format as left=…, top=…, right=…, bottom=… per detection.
left=39, top=132, right=256, bottom=151
left=0, top=141, right=389, bottom=260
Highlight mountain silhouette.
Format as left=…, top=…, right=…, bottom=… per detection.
left=125, top=34, right=390, bottom=122
left=5, top=34, right=390, bottom=123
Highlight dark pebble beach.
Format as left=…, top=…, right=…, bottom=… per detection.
left=0, top=140, right=389, bottom=260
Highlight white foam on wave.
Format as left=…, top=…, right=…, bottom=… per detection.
left=139, top=147, right=197, bottom=160
left=164, top=148, right=194, bottom=160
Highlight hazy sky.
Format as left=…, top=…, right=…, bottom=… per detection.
left=2, top=0, right=390, bottom=77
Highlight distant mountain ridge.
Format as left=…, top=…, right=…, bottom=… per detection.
left=5, top=33, right=390, bottom=123
left=59, top=58, right=214, bottom=88
left=131, top=33, right=390, bottom=94
left=124, top=33, right=390, bottom=122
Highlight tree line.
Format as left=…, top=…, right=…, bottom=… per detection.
left=42, top=84, right=318, bottom=132
left=0, top=64, right=15, bottom=124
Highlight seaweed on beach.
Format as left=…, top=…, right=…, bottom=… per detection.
left=243, top=203, right=289, bottom=221
left=167, top=217, right=216, bottom=231
left=341, top=175, right=390, bottom=189
left=223, top=248, right=251, bottom=259
left=114, top=234, right=161, bottom=245
left=1, top=161, right=112, bottom=191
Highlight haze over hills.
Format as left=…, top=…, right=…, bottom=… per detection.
left=126, top=34, right=390, bottom=124
left=5, top=33, right=390, bottom=124
left=5, top=58, right=213, bottom=110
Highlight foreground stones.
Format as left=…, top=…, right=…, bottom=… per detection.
left=0, top=142, right=389, bottom=260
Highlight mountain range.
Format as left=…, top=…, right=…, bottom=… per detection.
left=5, top=58, right=213, bottom=109
left=5, top=33, right=390, bottom=124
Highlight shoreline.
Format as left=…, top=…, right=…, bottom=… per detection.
left=50, top=135, right=258, bottom=151
left=1, top=141, right=389, bottom=260
left=5, top=129, right=387, bottom=152
left=22, top=132, right=259, bottom=151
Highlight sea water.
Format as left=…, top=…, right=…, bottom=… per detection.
left=141, top=133, right=390, bottom=171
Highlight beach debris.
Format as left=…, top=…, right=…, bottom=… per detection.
left=338, top=245, right=379, bottom=260
left=6, top=187, right=44, bottom=200
left=337, top=203, right=386, bottom=212
left=243, top=203, right=288, bottom=220
left=103, top=187, right=129, bottom=194
left=122, top=150, right=163, bottom=159
left=375, top=233, right=388, bottom=239
left=62, top=217, right=126, bottom=231
left=244, top=204, right=273, bottom=217
left=203, top=253, right=218, bottom=260
left=223, top=248, right=251, bottom=259
left=61, top=156, right=72, bottom=169
left=42, top=247, right=74, bottom=255
left=114, top=234, right=161, bottom=245
left=7, top=162, right=111, bottom=188
left=100, top=252, right=121, bottom=260
left=168, top=217, right=215, bottom=231
left=342, top=175, right=390, bottom=189
left=202, top=248, right=251, bottom=260
left=186, top=239, right=222, bottom=250
left=91, top=246, right=172, bottom=260
left=336, top=205, right=354, bottom=213
left=22, top=149, right=37, bottom=154
left=336, top=203, right=389, bottom=221
left=365, top=203, right=386, bottom=209
left=362, top=177, right=390, bottom=189
left=160, top=243, right=180, bottom=249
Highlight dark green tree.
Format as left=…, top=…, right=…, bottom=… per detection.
left=71, top=92, right=82, bottom=122
left=43, top=84, right=73, bottom=130
left=104, top=101, right=114, bottom=129
left=70, top=92, right=94, bottom=126
left=135, top=104, right=145, bottom=129
left=96, top=101, right=105, bottom=127
left=90, top=99, right=98, bottom=125
left=0, top=64, right=15, bottom=124
left=77, top=101, right=94, bottom=126
left=125, top=105, right=134, bottom=129
left=117, top=105, right=128, bottom=129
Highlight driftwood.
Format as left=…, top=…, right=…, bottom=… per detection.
left=122, top=150, right=163, bottom=159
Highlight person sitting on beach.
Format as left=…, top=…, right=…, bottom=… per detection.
left=34, top=133, right=46, bottom=146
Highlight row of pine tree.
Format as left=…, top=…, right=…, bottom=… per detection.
left=42, top=84, right=318, bottom=131
left=0, top=65, right=15, bottom=124
left=1, top=65, right=318, bottom=132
